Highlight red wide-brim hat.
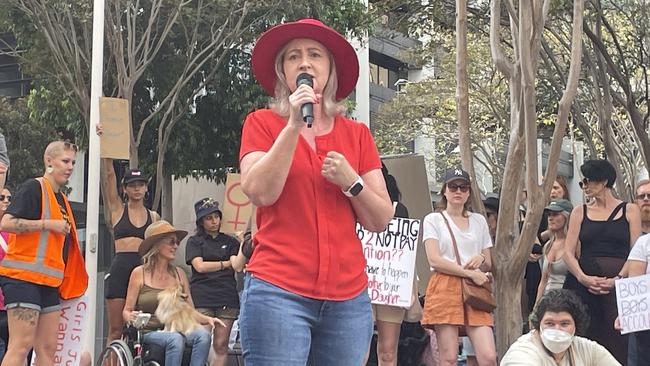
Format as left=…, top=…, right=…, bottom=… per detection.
left=252, top=18, right=360, bottom=101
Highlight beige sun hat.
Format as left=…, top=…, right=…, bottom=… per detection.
left=138, top=220, right=188, bottom=257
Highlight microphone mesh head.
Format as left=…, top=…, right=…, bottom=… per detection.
left=296, top=73, right=313, bottom=87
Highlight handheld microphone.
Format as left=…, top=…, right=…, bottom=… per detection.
left=296, top=73, right=314, bottom=128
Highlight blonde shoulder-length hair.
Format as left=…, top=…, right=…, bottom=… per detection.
left=543, top=211, right=570, bottom=255
left=270, top=42, right=347, bottom=118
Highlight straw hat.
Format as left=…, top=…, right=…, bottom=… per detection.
left=138, top=220, right=188, bottom=257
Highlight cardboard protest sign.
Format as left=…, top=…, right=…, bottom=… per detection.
left=615, top=275, right=650, bottom=334
left=99, top=97, right=130, bottom=159
left=382, top=155, right=433, bottom=294
left=359, top=217, right=420, bottom=307
left=31, top=296, right=88, bottom=366
left=221, top=173, right=253, bottom=235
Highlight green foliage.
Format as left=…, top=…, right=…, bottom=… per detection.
left=0, top=97, right=59, bottom=188
left=374, top=29, right=510, bottom=187
left=27, top=84, right=85, bottom=145
left=1, top=0, right=375, bottom=191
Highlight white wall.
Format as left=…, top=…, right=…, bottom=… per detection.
left=171, top=176, right=226, bottom=267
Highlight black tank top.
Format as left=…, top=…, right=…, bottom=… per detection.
left=114, top=207, right=152, bottom=240
left=578, top=202, right=630, bottom=259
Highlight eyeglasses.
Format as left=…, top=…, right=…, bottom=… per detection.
left=637, top=193, right=650, bottom=201
left=447, top=184, right=470, bottom=193
left=0, top=195, right=10, bottom=202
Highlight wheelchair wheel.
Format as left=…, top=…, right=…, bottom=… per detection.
left=131, top=357, right=161, bottom=366
left=98, top=339, right=134, bottom=366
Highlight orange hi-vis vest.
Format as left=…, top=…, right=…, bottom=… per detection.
left=0, top=177, right=88, bottom=299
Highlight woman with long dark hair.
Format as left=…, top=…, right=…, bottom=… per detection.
left=100, top=155, right=160, bottom=344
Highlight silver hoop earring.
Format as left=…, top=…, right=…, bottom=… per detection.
left=46, top=166, right=54, bottom=174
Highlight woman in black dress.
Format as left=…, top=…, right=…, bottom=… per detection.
left=564, top=159, right=641, bottom=363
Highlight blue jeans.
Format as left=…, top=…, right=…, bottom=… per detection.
left=239, top=274, right=373, bottom=366
left=143, top=328, right=211, bottom=366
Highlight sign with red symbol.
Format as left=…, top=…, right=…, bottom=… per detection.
left=221, top=173, right=253, bottom=235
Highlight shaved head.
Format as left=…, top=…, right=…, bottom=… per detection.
left=43, top=141, right=77, bottom=165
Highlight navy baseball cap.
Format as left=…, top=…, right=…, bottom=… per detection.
left=443, top=168, right=470, bottom=184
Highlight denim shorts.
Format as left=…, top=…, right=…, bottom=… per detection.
left=239, top=273, right=373, bottom=366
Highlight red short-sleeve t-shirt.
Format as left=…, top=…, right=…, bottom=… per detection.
left=239, top=109, right=381, bottom=300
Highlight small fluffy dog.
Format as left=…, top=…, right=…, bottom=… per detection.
left=155, top=286, right=202, bottom=335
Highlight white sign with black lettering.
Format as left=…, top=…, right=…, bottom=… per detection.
left=358, top=217, right=419, bottom=307
left=615, top=275, right=650, bottom=334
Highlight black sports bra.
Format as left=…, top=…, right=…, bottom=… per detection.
left=114, top=208, right=152, bottom=240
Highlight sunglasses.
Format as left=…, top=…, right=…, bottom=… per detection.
left=578, top=178, right=591, bottom=189
left=164, top=237, right=180, bottom=246
left=447, top=184, right=470, bottom=193
left=637, top=193, right=650, bottom=201
left=63, top=141, right=79, bottom=152
left=0, top=195, right=10, bottom=202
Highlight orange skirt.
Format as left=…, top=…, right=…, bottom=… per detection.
left=422, top=272, right=493, bottom=328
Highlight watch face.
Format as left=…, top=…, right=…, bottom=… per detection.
left=349, top=182, right=363, bottom=196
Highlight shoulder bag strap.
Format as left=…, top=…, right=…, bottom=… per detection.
left=440, top=212, right=462, bottom=266
left=440, top=212, right=470, bottom=331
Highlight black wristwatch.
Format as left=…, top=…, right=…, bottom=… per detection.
left=343, top=176, right=364, bottom=197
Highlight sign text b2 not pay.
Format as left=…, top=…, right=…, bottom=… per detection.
left=359, top=217, right=420, bottom=308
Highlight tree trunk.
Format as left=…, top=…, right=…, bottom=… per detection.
left=494, top=261, right=525, bottom=355
left=161, top=173, right=173, bottom=222
left=490, top=0, right=584, bottom=358
left=455, top=0, right=484, bottom=213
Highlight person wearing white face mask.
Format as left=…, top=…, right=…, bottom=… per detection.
left=501, top=289, right=619, bottom=365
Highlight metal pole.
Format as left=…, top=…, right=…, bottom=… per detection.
left=84, top=0, right=105, bottom=360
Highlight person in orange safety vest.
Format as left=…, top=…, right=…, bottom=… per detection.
left=0, top=141, right=88, bottom=366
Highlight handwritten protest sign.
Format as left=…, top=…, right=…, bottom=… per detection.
left=221, top=173, right=253, bottom=235
left=615, top=275, right=650, bottom=334
left=31, top=296, right=88, bottom=366
left=359, top=217, right=420, bottom=307
left=99, top=97, right=130, bottom=159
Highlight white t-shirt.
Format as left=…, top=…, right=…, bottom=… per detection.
left=501, top=331, right=621, bottom=366
left=628, top=233, right=650, bottom=274
left=422, top=211, right=492, bottom=269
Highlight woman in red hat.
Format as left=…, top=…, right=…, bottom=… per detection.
left=238, top=18, right=393, bottom=365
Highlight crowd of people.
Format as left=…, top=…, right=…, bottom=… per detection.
left=0, top=16, right=649, bottom=366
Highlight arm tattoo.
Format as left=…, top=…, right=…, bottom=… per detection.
left=12, top=218, right=30, bottom=233
left=10, top=307, right=39, bottom=327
